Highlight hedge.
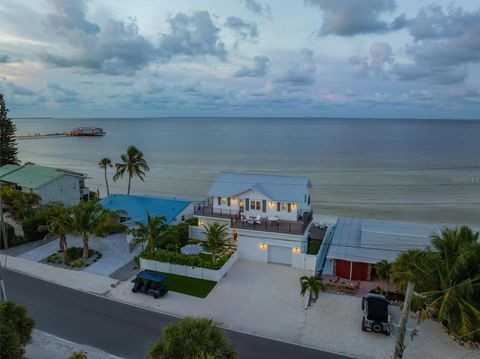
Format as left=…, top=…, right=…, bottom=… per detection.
left=139, top=247, right=233, bottom=270
left=22, top=210, right=49, bottom=242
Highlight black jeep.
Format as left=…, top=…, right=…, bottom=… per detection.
left=361, top=293, right=391, bottom=335
left=132, top=271, right=168, bottom=299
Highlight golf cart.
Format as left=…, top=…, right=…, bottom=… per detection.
left=361, top=293, right=391, bottom=335
left=132, top=271, right=168, bottom=299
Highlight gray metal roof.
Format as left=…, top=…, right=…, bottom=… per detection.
left=326, top=217, right=441, bottom=264
left=207, top=172, right=312, bottom=203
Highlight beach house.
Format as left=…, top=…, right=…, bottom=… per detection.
left=193, top=172, right=313, bottom=266
left=0, top=163, right=88, bottom=205
left=323, top=217, right=439, bottom=281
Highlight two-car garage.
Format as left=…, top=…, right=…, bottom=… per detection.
left=267, top=245, right=292, bottom=266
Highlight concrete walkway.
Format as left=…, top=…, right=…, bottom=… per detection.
left=26, top=330, right=120, bottom=359
left=6, top=255, right=477, bottom=359
left=18, top=233, right=139, bottom=277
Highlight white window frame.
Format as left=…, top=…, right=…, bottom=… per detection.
left=251, top=200, right=261, bottom=210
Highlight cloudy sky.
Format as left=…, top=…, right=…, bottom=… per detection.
left=0, top=0, right=479, bottom=118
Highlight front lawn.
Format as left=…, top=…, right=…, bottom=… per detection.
left=149, top=271, right=216, bottom=298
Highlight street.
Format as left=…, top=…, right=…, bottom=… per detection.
left=6, top=270, right=348, bottom=359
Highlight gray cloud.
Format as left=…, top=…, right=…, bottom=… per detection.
left=348, top=41, right=393, bottom=78
left=232, top=55, right=269, bottom=78
left=275, top=49, right=316, bottom=86
left=159, top=11, right=227, bottom=61
left=0, top=77, right=35, bottom=96
left=240, top=0, right=272, bottom=17
left=0, top=55, right=18, bottom=63
left=45, top=81, right=79, bottom=103
left=44, top=0, right=100, bottom=35
left=224, top=16, right=258, bottom=42
left=39, top=3, right=226, bottom=75
left=306, top=0, right=398, bottom=36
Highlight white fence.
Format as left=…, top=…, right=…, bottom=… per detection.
left=189, top=225, right=207, bottom=240
left=139, top=251, right=238, bottom=282
left=292, top=253, right=318, bottom=271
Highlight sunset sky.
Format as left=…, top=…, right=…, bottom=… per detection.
left=1, top=0, right=479, bottom=118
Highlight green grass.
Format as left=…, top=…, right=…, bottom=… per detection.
left=307, top=239, right=322, bottom=255
left=148, top=271, right=217, bottom=298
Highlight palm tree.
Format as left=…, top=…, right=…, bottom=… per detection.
left=392, top=226, right=480, bottom=342
left=300, top=275, right=324, bottom=309
left=70, top=200, right=127, bottom=258
left=113, top=146, right=149, bottom=195
left=202, top=223, right=229, bottom=265
left=375, top=259, right=392, bottom=294
left=129, top=213, right=167, bottom=252
left=38, top=203, right=72, bottom=257
left=98, top=157, right=113, bottom=196
left=148, top=317, right=236, bottom=359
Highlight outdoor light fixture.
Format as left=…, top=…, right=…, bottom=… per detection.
left=231, top=197, right=237, bottom=204
left=269, top=201, right=274, bottom=208
left=292, top=247, right=300, bottom=254
left=259, top=243, right=267, bottom=249
left=291, top=203, right=297, bottom=209
left=198, top=220, right=204, bottom=226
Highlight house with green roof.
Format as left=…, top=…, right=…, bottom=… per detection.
left=0, top=164, right=88, bottom=205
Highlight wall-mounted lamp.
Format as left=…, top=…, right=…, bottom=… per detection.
left=198, top=220, right=204, bottom=226
left=259, top=243, right=268, bottom=250
left=292, top=247, right=300, bottom=254
left=231, top=197, right=237, bottom=204
left=268, top=201, right=274, bottom=208
left=291, top=203, right=297, bottom=209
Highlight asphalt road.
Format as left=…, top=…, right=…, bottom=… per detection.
left=6, top=270, right=349, bottom=359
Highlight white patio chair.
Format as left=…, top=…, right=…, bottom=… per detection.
left=254, top=215, right=262, bottom=224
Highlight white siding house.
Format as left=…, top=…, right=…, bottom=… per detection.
left=193, top=172, right=313, bottom=267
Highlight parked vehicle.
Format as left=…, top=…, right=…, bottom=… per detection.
left=361, top=293, right=391, bottom=335
left=132, top=271, right=168, bottom=299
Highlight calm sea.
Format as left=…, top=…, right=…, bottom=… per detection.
left=13, top=117, right=480, bottom=226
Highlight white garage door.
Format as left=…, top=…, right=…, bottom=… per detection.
left=268, top=245, right=292, bottom=265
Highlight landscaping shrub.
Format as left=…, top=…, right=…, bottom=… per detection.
left=68, top=351, right=88, bottom=359
left=0, top=301, right=35, bottom=359
left=0, top=222, right=26, bottom=249
left=46, top=253, right=61, bottom=264
left=71, top=259, right=84, bottom=268
left=22, top=210, right=49, bottom=241
left=140, top=247, right=233, bottom=270
left=65, top=247, right=96, bottom=261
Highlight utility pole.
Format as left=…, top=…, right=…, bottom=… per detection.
left=0, top=182, right=8, bottom=301
left=393, top=281, right=415, bottom=359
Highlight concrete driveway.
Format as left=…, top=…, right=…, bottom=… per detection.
left=19, top=233, right=139, bottom=277
left=108, top=260, right=473, bottom=359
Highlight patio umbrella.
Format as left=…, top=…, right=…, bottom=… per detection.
left=181, top=244, right=203, bottom=256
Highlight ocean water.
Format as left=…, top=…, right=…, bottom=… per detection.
left=13, top=117, right=480, bottom=226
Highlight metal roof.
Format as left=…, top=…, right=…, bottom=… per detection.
left=326, top=217, right=441, bottom=264
left=207, top=172, right=312, bottom=203
left=99, top=194, right=193, bottom=225
left=0, top=164, right=65, bottom=189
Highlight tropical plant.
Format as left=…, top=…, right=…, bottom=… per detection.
left=129, top=213, right=167, bottom=252
left=0, top=301, right=35, bottom=359
left=68, top=351, right=88, bottom=359
left=375, top=259, right=393, bottom=293
left=202, top=223, right=229, bottom=265
left=38, top=202, right=72, bottom=258
left=148, top=317, right=236, bottom=359
left=113, top=145, right=149, bottom=195
left=2, top=187, right=41, bottom=221
left=0, top=94, right=19, bottom=166
left=70, top=200, right=127, bottom=258
left=300, top=275, right=324, bottom=308
left=98, top=157, right=113, bottom=196
left=391, top=226, right=480, bottom=342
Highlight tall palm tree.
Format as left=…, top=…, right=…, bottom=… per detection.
left=129, top=213, right=167, bottom=252
left=375, top=259, right=392, bottom=293
left=392, top=226, right=480, bottom=341
left=148, top=317, right=236, bottom=359
left=300, top=275, right=324, bottom=309
left=113, top=146, right=149, bottom=195
left=98, top=157, right=113, bottom=196
left=202, top=223, right=229, bottom=265
left=70, top=200, right=127, bottom=258
left=38, top=203, right=72, bottom=257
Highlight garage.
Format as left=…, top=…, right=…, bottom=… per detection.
left=268, top=245, right=292, bottom=265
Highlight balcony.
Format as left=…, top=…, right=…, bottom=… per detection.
left=194, top=202, right=312, bottom=235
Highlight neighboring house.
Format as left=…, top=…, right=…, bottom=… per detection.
left=0, top=164, right=88, bottom=205
left=99, top=194, right=196, bottom=241
left=323, top=217, right=440, bottom=281
left=193, top=172, right=313, bottom=267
